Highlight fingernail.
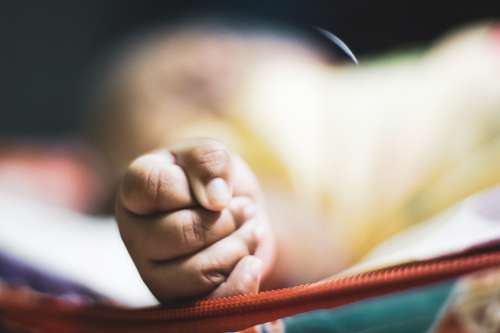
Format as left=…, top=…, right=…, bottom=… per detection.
left=206, top=178, right=231, bottom=208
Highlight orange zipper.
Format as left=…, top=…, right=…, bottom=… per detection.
left=3, top=246, right=500, bottom=333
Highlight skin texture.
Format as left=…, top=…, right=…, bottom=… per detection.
left=95, top=27, right=349, bottom=298
left=115, top=138, right=275, bottom=302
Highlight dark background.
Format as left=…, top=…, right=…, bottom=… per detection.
left=2, top=1, right=500, bottom=138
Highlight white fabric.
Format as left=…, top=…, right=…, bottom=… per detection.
left=0, top=191, right=157, bottom=307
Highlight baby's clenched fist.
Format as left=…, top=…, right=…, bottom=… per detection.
left=115, top=139, right=275, bottom=303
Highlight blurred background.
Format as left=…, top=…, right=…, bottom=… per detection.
left=2, top=0, right=500, bottom=139
left=2, top=0, right=500, bottom=314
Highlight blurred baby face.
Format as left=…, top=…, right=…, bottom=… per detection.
left=88, top=26, right=329, bottom=178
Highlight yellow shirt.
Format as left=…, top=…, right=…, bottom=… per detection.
left=170, top=24, right=500, bottom=263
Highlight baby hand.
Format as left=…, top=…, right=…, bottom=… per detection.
left=115, top=139, right=275, bottom=303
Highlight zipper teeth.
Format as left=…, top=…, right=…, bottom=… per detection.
left=123, top=250, right=500, bottom=320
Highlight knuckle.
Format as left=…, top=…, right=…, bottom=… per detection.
left=122, top=155, right=169, bottom=206
left=177, top=210, right=206, bottom=246
left=197, top=257, right=226, bottom=290
left=144, top=166, right=162, bottom=203
left=191, top=143, right=230, bottom=178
